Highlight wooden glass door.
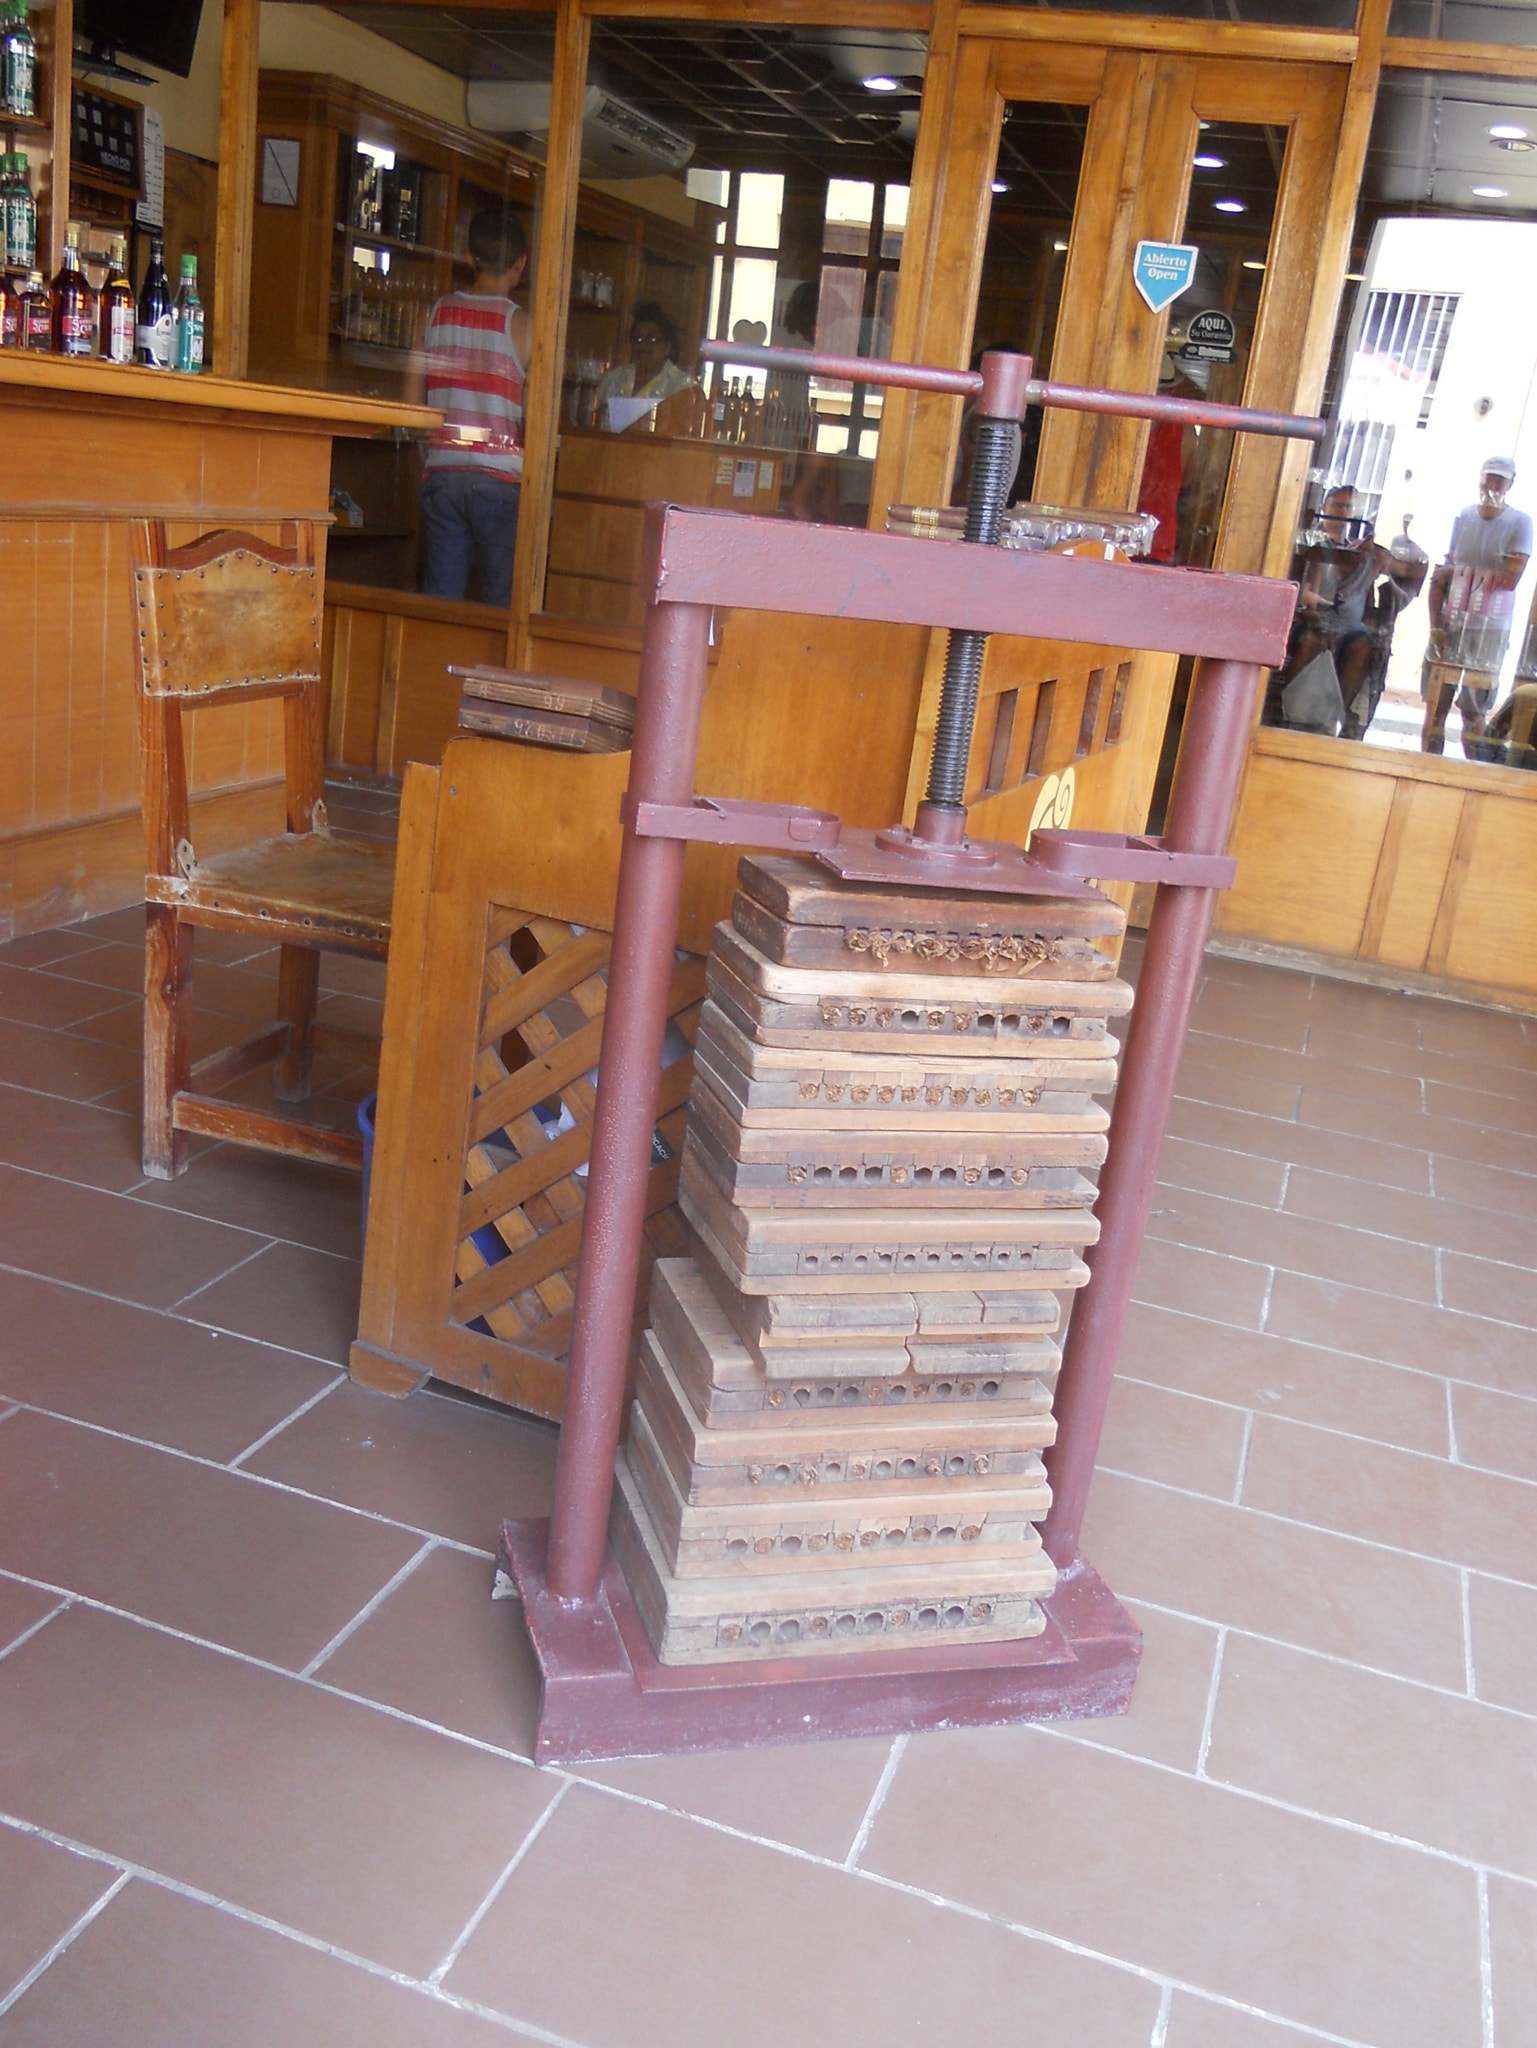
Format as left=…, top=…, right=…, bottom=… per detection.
left=874, top=30, right=1350, bottom=858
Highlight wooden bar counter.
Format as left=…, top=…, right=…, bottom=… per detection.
left=0, top=354, right=433, bottom=939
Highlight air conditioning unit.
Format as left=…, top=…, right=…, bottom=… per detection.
left=466, top=81, right=694, bottom=180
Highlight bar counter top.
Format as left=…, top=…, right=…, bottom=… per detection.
left=0, top=352, right=436, bottom=436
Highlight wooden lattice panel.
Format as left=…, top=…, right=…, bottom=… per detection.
left=448, top=906, right=706, bottom=1354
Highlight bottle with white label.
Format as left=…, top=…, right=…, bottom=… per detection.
left=1, top=151, right=36, bottom=271
left=1, top=1, right=36, bottom=121
left=173, top=251, right=203, bottom=373
left=49, top=220, right=96, bottom=358
left=99, top=234, right=135, bottom=364
left=136, top=236, right=173, bottom=368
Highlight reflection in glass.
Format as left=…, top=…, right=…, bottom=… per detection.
left=537, top=16, right=924, bottom=624
left=1271, top=71, right=1537, bottom=766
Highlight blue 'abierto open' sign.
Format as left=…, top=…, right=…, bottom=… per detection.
left=1132, top=241, right=1199, bottom=313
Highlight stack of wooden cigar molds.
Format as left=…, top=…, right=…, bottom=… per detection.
left=610, top=855, right=1132, bottom=1665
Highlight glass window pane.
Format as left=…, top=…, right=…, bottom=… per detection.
left=538, top=16, right=924, bottom=625
left=736, top=172, right=785, bottom=250
left=965, top=100, right=1089, bottom=504
left=1389, top=1, right=1537, bottom=43
left=824, top=179, right=875, bottom=258
left=1142, top=119, right=1282, bottom=568
left=881, top=183, right=910, bottom=261
left=1270, top=70, right=1537, bottom=764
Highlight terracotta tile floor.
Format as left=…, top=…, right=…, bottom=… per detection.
left=1, top=835, right=1535, bottom=2044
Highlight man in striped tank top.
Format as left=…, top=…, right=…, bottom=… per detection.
left=411, top=208, right=531, bottom=609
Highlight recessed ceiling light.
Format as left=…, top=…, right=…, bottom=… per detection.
left=862, top=75, right=899, bottom=92
left=1053, top=239, right=1068, bottom=251
left=991, top=180, right=1008, bottom=194
left=1215, top=198, right=1246, bottom=213
left=1193, top=154, right=1225, bottom=169
left=1493, top=136, right=1537, bottom=151
left=1473, top=184, right=1509, bottom=198
left=1242, top=259, right=1266, bottom=271
left=1489, top=124, right=1528, bottom=140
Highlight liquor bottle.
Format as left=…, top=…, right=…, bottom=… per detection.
left=2, top=0, right=36, bottom=121
left=173, top=252, right=203, bottom=372
left=50, top=221, right=97, bottom=357
left=136, top=235, right=173, bottom=368
left=1, top=151, right=36, bottom=272
left=738, top=379, right=758, bottom=446
left=99, top=233, right=135, bottom=363
left=19, top=266, right=48, bottom=349
left=710, top=375, right=728, bottom=441
left=0, top=270, right=19, bottom=347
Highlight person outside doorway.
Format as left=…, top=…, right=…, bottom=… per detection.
left=1421, top=455, right=1532, bottom=755
left=408, top=208, right=530, bottom=610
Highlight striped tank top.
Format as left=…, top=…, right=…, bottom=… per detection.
left=422, top=292, right=526, bottom=481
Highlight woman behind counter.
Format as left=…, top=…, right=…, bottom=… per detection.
left=595, top=303, right=696, bottom=430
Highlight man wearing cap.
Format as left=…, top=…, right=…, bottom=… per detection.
left=1421, top=456, right=1532, bottom=754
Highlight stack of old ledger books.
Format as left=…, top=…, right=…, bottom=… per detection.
left=452, top=665, right=635, bottom=752
left=611, top=853, right=1133, bottom=1665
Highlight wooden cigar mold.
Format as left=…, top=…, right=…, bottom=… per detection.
left=612, top=858, right=1132, bottom=1667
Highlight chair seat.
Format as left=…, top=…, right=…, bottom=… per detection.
left=145, top=830, right=394, bottom=952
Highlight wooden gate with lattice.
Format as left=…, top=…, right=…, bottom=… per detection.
left=353, top=738, right=704, bottom=1421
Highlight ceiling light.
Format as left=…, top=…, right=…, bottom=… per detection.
left=1345, top=271, right=1364, bottom=281
left=1215, top=198, right=1246, bottom=213
left=1242, top=259, right=1266, bottom=271
left=862, top=75, right=899, bottom=92
left=1053, top=239, right=1068, bottom=251
left=1473, top=184, right=1509, bottom=198
left=1489, top=123, right=1529, bottom=140
left=1493, top=136, right=1537, bottom=151
left=1193, top=154, right=1225, bottom=169
left=992, top=180, right=1008, bottom=193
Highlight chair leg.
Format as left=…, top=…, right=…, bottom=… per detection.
left=143, top=905, right=193, bottom=1179
left=275, top=945, right=321, bottom=1102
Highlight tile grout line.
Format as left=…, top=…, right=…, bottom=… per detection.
left=1194, top=1627, right=1227, bottom=1780
left=1446, top=1380, right=1462, bottom=1464
left=0, top=1869, right=131, bottom=2020
left=1114, top=1358, right=1537, bottom=1438
left=0, top=1813, right=590, bottom=2048
left=1118, top=1590, right=1537, bottom=1723
left=168, top=1235, right=283, bottom=1313
left=299, top=1538, right=439, bottom=1680
left=226, top=1375, right=347, bottom=1470
left=0, top=1593, right=73, bottom=1668
left=428, top=1779, right=573, bottom=1988
left=1230, top=1413, right=1255, bottom=1505
left=843, top=1731, right=908, bottom=1870
left=1148, top=1981, right=1174, bottom=2048
left=1434, top=1245, right=1445, bottom=1311
left=1462, top=1569, right=1478, bottom=1701
left=0, top=1397, right=502, bottom=1555
left=1478, top=1870, right=1495, bottom=2048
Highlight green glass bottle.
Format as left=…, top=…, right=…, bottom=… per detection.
left=173, top=251, right=203, bottom=373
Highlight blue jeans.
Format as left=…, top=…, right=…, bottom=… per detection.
left=419, top=469, right=521, bottom=609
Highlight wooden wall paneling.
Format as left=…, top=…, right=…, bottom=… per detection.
left=1359, top=778, right=1464, bottom=971
left=955, top=7, right=1355, bottom=65
left=1436, top=793, right=1537, bottom=994
left=509, top=0, right=591, bottom=664
left=374, top=615, right=406, bottom=776
left=213, top=0, right=260, bottom=380
left=1220, top=751, right=1394, bottom=956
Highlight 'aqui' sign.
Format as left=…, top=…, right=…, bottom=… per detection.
left=1132, top=240, right=1199, bottom=314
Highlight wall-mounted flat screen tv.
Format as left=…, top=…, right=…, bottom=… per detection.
left=77, top=0, right=206, bottom=78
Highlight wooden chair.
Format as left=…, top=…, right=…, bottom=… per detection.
left=130, top=519, right=395, bottom=1179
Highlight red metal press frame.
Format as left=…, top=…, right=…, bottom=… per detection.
left=500, top=348, right=1311, bottom=1762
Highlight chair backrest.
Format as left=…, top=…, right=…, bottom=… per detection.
left=129, top=519, right=328, bottom=880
